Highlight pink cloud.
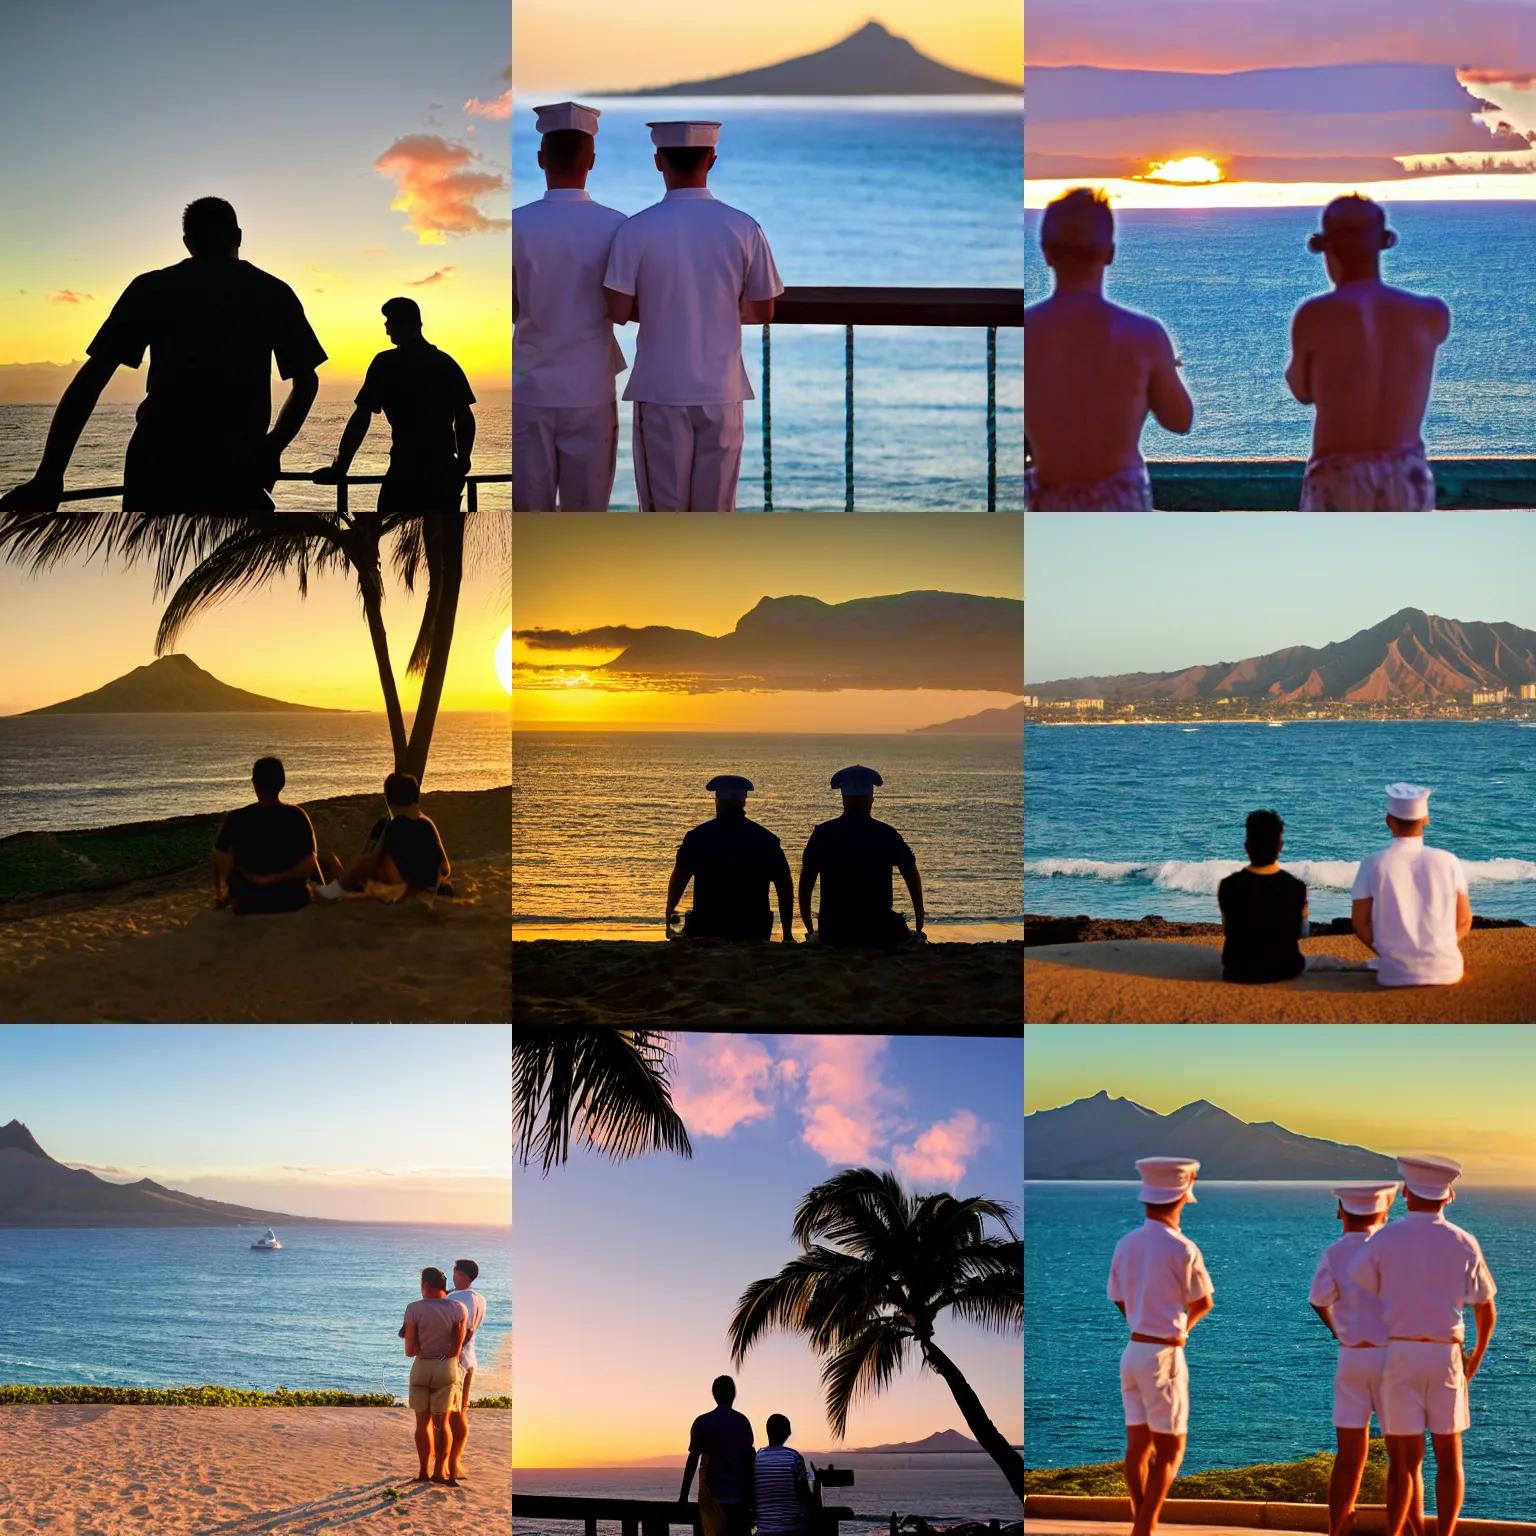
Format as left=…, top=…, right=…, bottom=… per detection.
left=670, top=1035, right=782, bottom=1137
left=406, top=265, right=458, bottom=287
left=797, top=1036, right=901, bottom=1165
left=893, top=1110, right=991, bottom=1187
left=373, top=134, right=510, bottom=245
left=466, top=89, right=513, bottom=119
left=46, top=290, right=93, bottom=305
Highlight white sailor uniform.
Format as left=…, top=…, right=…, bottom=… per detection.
left=1311, top=1229, right=1392, bottom=1429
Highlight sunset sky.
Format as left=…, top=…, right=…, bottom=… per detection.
left=515, top=1033, right=1021, bottom=1468
left=1027, top=1025, right=1536, bottom=1184
left=0, top=0, right=510, bottom=390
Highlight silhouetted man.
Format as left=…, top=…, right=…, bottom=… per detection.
left=1025, top=187, right=1192, bottom=510
left=212, top=756, right=338, bottom=915
left=799, top=766, right=924, bottom=948
left=316, top=297, right=474, bottom=511
left=681, top=1375, right=756, bottom=1536
left=314, top=771, right=452, bottom=904
left=1287, top=196, right=1449, bottom=510
left=1, top=197, right=325, bottom=513
left=666, top=775, right=794, bottom=942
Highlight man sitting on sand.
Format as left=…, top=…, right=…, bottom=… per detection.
left=213, top=756, right=341, bottom=915
left=1351, top=783, right=1471, bottom=987
left=1217, top=810, right=1308, bottom=983
left=1286, top=196, right=1450, bottom=511
left=404, top=1265, right=467, bottom=1487
left=1025, top=187, right=1193, bottom=511
left=665, top=775, right=794, bottom=942
left=315, top=772, right=451, bottom=905
left=446, top=1259, right=486, bottom=1483
left=754, top=1414, right=816, bottom=1536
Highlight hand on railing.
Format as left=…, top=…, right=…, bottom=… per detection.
left=310, top=462, right=346, bottom=485
left=0, top=472, right=65, bottom=512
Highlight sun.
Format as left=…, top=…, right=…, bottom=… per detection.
left=496, top=626, right=512, bottom=696
left=1142, top=156, right=1225, bottom=185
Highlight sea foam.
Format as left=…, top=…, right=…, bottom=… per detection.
left=1025, top=857, right=1536, bottom=891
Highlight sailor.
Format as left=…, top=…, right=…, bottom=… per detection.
left=799, top=766, right=924, bottom=948
left=1309, top=1182, right=1421, bottom=1536
left=603, top=120, right=784, bottom=511
left=513, top=101, right=628, bottom=511
left=1346, top=1156, right=1496, bottom=1536
left=1350, top=784, right=1471, bottom=987
left=1106, top=1158, right=1213, bottom=1536
left=665, top=775, right=795, bottom=942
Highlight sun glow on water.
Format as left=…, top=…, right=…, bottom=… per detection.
left=1142, top=156, right=1225, bottom=185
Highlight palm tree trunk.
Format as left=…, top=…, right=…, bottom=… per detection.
left=402, top=514, right=464, bottom=783
left=349, top=519, right=409, bottom=770
left=919, top=1339, right=1022, bottom=1502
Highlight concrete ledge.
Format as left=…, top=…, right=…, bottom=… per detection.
left=1145, top=459, right=1536, bottom=511
left=1024, top=1496, right=1536, bottom=1536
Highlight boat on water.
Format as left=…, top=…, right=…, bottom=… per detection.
left=1266, top=721, right=1284, bottom=727
left=250, top=1229, right=282, bottom=1250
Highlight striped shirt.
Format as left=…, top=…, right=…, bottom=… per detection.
left=754, top=1445, right=809, bottom=1534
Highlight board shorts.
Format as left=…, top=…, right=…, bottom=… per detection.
left=1026, top=463, right=1154, bottom=511
left=1333, top=1344, right=1388, bottom=1429
left=1120, top=1340, right=1189, bottom=1435
left=1380, top=1340, right=1469, bottom=1436
left=408, top=1355, right=462, bottom=1414
left=1299, top=445, right=1435, bottom=511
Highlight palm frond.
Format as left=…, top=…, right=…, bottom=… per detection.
left=819, top=1320, right=912, bottom=1440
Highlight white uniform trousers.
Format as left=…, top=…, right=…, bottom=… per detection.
left=1333, top=1344, right=1387, bottom=1429
left=1119, top=1341, right=1189, bottom=1436
left=513, top=401, right=618, bottom=512
left=632, top=402, right=745, bottom=512
left=1379, top=1340, right=1470, bottom=1437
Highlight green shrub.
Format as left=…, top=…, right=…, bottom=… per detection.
left=0, top=1384, right=394, bottom=1407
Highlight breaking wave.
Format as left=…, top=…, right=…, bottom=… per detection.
left=1025, top=856, right=1536, bottom=893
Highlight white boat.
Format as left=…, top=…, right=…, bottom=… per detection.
left=1266, top=721, right=1284, bottom=727
left=250, top=1229, right=282, bottom=1250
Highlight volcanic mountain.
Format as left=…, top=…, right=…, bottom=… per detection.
left=0, top=1119, right=338, bottom=1227
left=26, top=654, right=346, bottom=715
left=1027, top=610, right=1536, bottom=704
left=1025, top=1092, right=1398, bottom=1180
left=911, top=701, right=1025, bottom=733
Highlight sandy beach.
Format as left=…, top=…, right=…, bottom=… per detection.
left=0, top=1404, right=508, bottom=1533
left=512, top=939, right=1023, bottom=1028
left=0, top=789, right=510, bottom=1023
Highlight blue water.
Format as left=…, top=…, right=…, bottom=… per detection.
left=1025, top=1183, right=1535, bottom=1520
left=1024, top=721, right=1536, bottom=921
left=1023, top=202, right=1536, bottom=460
left=516, top=100, right=1025, bottom=509
left=0, top=1224, right=509, bottom=1399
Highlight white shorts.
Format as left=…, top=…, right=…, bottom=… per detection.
left=1333, top=1345, right=1387, bottom=1430
left=1380, top=1341, right=1469, bottom=1437
left=1120, top=1341, right=1189, bottom=1436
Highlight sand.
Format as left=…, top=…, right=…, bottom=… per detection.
left=1025, top=929, right=1536, bottom=1022
left=0, top=1405, right=508, bottom=1533
left=513, top=939, right=1024, bottom=1029
left=0, top=789, right=510, bottom=1024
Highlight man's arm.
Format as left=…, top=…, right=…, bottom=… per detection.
left=1285, top=308, right=1314, bottom=404
left=314, top=405, right=372, bottom=482
left=448, top=1315, right=466, bottom=1357
left=773, top=857, right=795, bottom=943
left=404, top=1316, right=420, bottom=1357
left=1351, top=897, right=1377, bottom=954
left=898, top=859, right=925, bottom=933
left=680, top=1449, right=701, bottom=1503
left=266, top=368, right=320, bottom=485
left=0, top=354, right=120, bottom=510
left=1113, top=1300, right=1127, bottom=1318
left=799, top=858, right=818, bottom=935
left=1465, top=1299, right=1496, bottom=1379
left=212, top=848, right=234, bottom=904
left=741, top=298, right=775, bottom=325
left=606, top=287, right=637, bottom=326
left=249, top=853, right=322, bottom=886
left=1456, top=890, right=1473, bottom=940
left=1186, top=1293, right=1213, bottom=1333
left=454, top=406, right=476, bottom=475
left=1147, top=328, right=1193, bottom=435
left=1311, top=1302, right=1340, bottom=1340
left=666, top=861, right=691, bottom=923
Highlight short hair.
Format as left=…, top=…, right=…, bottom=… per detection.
left=1245, top=809, right=1284, bottom=865
left=541, top=128, right=594, bottom=175
left=1310, top=194, right=1395, bottom=255
left=385, top=772, right=421, bottom=806
left=454, top=1258, right=480, bottom=1282
left=382, top=296, right=422, bottom=327
left=711, top=1374, right=736, bottom=1404
left=252, top=756, right=286, bottom=795
left=766, top=1413, right=792, bottom=1445
left=1040, top=187, right=1114, bottom=252
left=658, top=145, right=713, bottom=174
left=183, top=196, right=239, bottom=253
left=421, top=1266, right=448, bottom=1291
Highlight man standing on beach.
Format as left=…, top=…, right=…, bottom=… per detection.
left=604, top=121, right=783, bottom=511
left=446, top=1259, right=486, bottom=1482
left=513, top=101, right=628, bottom=511
left=1310, top=1183, right=1424, bottom=1536
left=0, top=197, right=325, bottom=513
left=666, top=775, right=795, bottom=942
left=1351, top=784, right=1471, bottom=986
left=1106, top=1158, right=1213, bottom=1536
left=1024, top=187, right=1193, bottom=511
left=1347, top=1156, right=1496, bottom=1536
left=1286, top=196, right=1449, bottom=510
left=403, top=1265, right=468, bottom=1486
left=680, top=1375, right=756, bottom=1536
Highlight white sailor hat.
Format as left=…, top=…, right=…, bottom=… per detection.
left=648, top=120, right=722, bottom=148
left=1397, top=1154, right=1463, bottom=1201
left=534, top=101, right=602, bottom=136
left=706, top=774, right=754, bottom=799
left=1385, top=782, right=1432, bottom=820
left=1135, top=1156, right=1199, bottom=1204
left=830, top=765, right=883, bottom=794
left=1331, top=1181, right=1400, bottom=1217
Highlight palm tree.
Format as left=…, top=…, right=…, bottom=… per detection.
left=512, top=1029, right=692, bottom=1173
left=728, top=1167, right=1023, bottom=1501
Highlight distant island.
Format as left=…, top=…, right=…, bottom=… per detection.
left=912, top=701, right=1024, bottom=734
left=846, top=1429, right=985, bottom=1454
left=25, top=654, right=350, bottom=715
left=0, top=1119, right=339, bottom=1227
left=610, top=20, right=1019, bottom=96
left=1026, top=1091, right=1399, bottom=1180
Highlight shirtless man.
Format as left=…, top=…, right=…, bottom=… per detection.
left=1286, top=196, right=1450, bottom=511
left=1025, top=187, right=1193, bottom=511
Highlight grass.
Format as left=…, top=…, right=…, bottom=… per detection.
left=0, top=818, right=223, bottom=903
left=0, top=1385, right=512, bottom=1409
left=1025, top=1441, right=1387, bottom=1503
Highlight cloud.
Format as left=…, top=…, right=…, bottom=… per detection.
left=796, top=1036, right=902, bottom=1165
left=466, top=89, right=513, bottom=119
left=406, top=265, right=458, bottom=287
left=670, top=1035, right=787, bottom=1137
left=893, top=1110, right=991, bottom=1186
left=46, top=290, right=93, bottom=305
left=374, top=134, right=510, bottom=245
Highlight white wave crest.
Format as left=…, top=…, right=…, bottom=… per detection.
left=1026, top=855, right=1536, bottom=891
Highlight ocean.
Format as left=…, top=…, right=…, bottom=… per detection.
left=1023, top=721, right=1536, bottom=921
left=512, top=732, right=1023, bottom=941
left=0, top=710, right=510, bottom=838
left=515, top=100, right=1025, bottom=510
left=1022, top=202, right=1536, bottom=460
left=1024, top=1183, right=1536, bottom=1521
left=0, top=1223, right=510, bottom=1400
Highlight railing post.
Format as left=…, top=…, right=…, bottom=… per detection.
left=587, top=1519, right=598, bottom=1536
left=337, top=475, right=348, bottom=516
left=986, top=325, right=998, bottom=512
left=467, top=478, right=478, bottom=513
left=844, top=322, right=854, bottom=512
left=763, top=322, right=774, bottom=512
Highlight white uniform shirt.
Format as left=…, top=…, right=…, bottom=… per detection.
left=448, top=1286, right=486, bottom=1372
left=603, top=188, right=784, bottom=404
left=1309, top=1230, right=1389, bottom=1346
left=1107, top=1220, right=1214, bottom=1337
left=1350, top=839, right=1468, bottom=987
left=513, top=190, right=629, bottom=407
left=1345, top=1210, right=1496, bottom=1342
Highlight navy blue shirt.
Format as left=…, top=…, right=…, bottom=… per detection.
left=677, top=813, right=789, bottom=940
left=802, top=811, right=914, bottom=939
left=689, top=1404, right=756, bottom=1504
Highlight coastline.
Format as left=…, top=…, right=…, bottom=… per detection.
left=1024, top=913, right=1530, bottom=945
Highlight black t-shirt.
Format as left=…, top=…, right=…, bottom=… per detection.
left=379, top=814, right=449, bottom=890
left=356, top=342, right=476, bottom=478
left=676, top=814, right=789, bottom=940
left=688, top=1404, right=756, bottom=1504
left=802, top=812, right=915, bottom=942
left=214, top=803, right=318, bottom=878
left=1218, top=867, right=1308, bottom=983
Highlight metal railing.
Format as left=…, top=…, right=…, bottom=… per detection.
left=513, top=1494, right=1018, bottom=1536
left=54, top=470, right=512, bottom=511
left=764, top=287, right=1024, bottom=512
left=1146, top=459, right=1536, bottom=511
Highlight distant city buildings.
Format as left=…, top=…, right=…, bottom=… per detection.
left=1472, top=688, right=1509, bottom=705
left=1022, top=695, right=1039, bottom=708
left=1521, top=684, right=1536, bottom=701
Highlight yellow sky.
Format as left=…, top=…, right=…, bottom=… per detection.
left=513, top=1, right=1023, bottom=92
left=1025, top=171, right=1536, bottom=211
